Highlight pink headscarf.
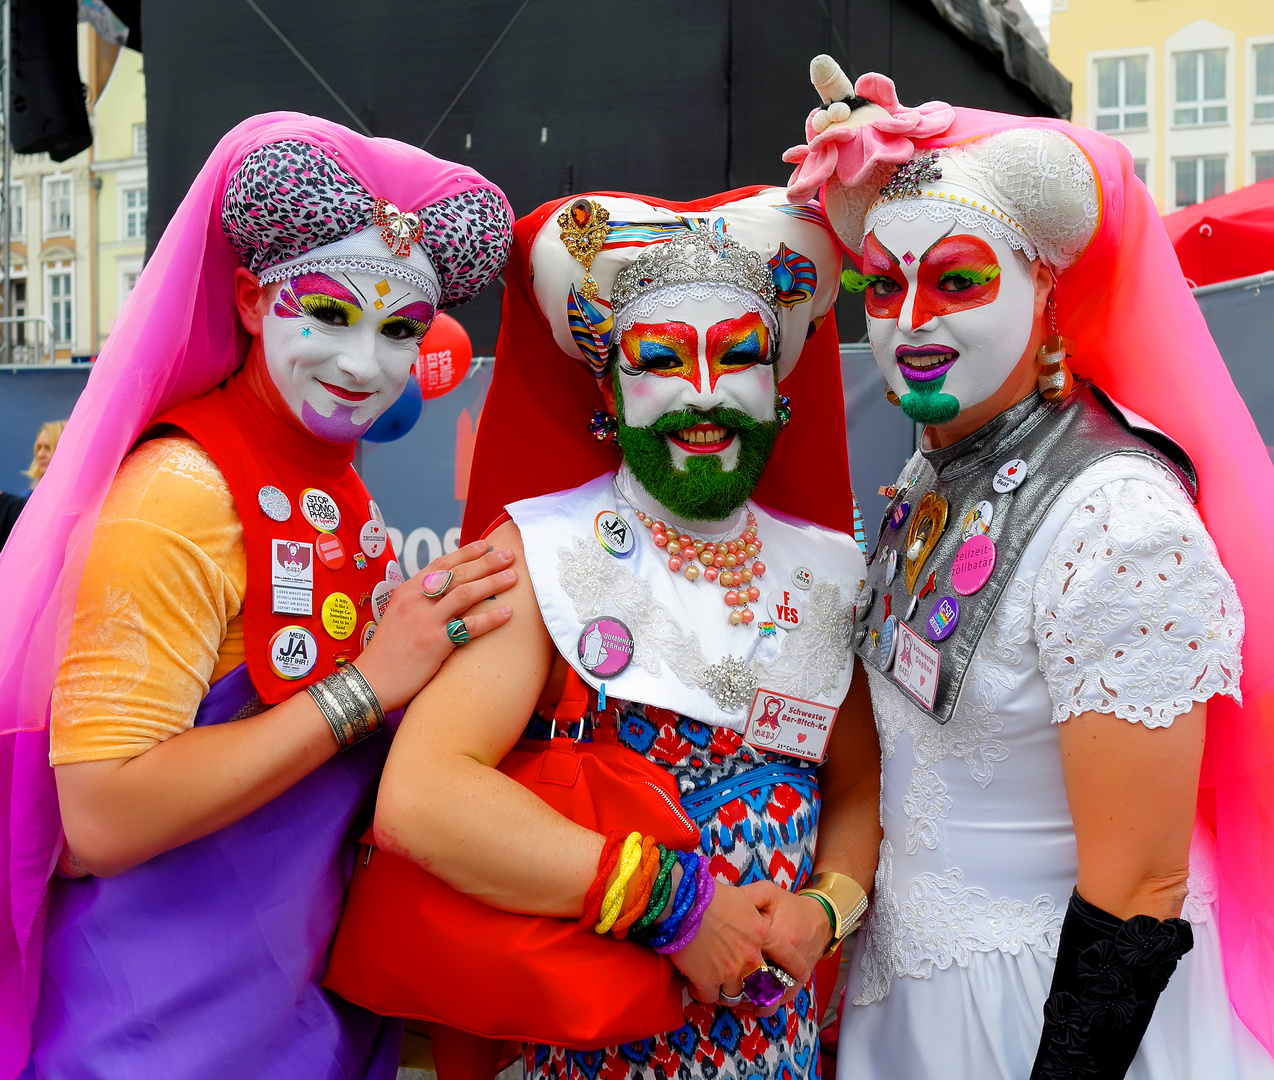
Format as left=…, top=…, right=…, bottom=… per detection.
left=0, top=112, right=511, bottom=1074
left=790, top=83, right=1274, bottom=1053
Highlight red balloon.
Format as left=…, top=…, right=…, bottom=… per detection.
left=415, top=313, right=473, bottom=400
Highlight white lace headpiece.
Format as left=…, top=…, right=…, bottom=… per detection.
left=529, top=189, right=842, bottom=381
left=828, top=128, right=1100, bottom=272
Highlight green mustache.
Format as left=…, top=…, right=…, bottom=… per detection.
left=646, top=406, right=769, bottom=437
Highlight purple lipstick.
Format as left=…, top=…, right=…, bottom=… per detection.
left=896, top=343, right=959, bottom=382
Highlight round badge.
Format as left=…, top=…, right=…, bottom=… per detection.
left=992, top=459, right=1028, bottom=494
left=267, top=625, right=318, bottom=680
left=791, top=566, right=813, bottom=590
left=905, top=593, right=919, bottom=621
left=961, top=500, right=994, bottom=542
left=889, top=502, right=910, bottom=530
left=878, top=616, right=898, bottom=670
left=854, top=585, right=874, bottom=623
left=384, top=559, right=404, bottom=587
left=885, top=548, right=898, bottom=587
left=951, top=534, right=997, bottom=596
left=360, top=621, right=377, bottom=649
left=926, top=596, right=960, bottom=641
left=299, top=488, right=340, bottom=532
left=372, top=579, right=395, bottom=623
left=315, top=532, right=346, bottom=571
left=321, top=592, right=357, bottom=640
left=258, top=485, right=291, bottom=523
left=368, top=498, right=385, bottom=524
left=767, top=587, right=803, bottom=630
left=360, top=519, right=388, bottom=559
left=594, top=511, right=635, bottom=557
left=577, top=617, right=634, bottom=677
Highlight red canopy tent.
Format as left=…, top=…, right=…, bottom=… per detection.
left=1162, top=178, right=1274, bottom=288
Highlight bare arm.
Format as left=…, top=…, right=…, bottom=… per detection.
left=56, top=542, right=517, bottom=878
left=1059, top=701, right=1206, bottom=919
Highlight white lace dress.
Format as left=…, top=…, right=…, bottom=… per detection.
left=836, top=453, right=1274, bottom=1080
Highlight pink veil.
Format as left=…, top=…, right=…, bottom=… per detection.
left=810, top=104, right=1274, bottom=1052
left=0, top=112, right=511, bottom=1074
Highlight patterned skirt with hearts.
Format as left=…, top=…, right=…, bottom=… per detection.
left=523, top=704, right=823, bottom=1080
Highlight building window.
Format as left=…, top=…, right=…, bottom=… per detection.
left=1095, top=56, right=1149, bottom=131
left=9, top=183, right=23, bottom=238
left=44, top=177, right=72, bottom=234
left=1255, top=151, right=1274, bottom=183
left=1174, top=49, right=1227, bottom=126
left=1132, top=159, right=1148, bottom=184
left=1256, top=44, right=1274, bottom=122
left=122, top=186, right=147, bottom=240
left=11, top=280, right=26, bottom=345
left=1175, top=156, right=1226, bottom=208
left=47, top=269, right=73, bottom=343
left=132, top=122, right=147, bottom=156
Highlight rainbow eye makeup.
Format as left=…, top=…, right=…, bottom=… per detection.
left=619, top=323, right=700, bottom=390
left=706, top=313, right=770, bottom=390
left=273, top=272, right=364, bottom=328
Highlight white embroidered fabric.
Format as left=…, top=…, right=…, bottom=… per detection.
left=1033, top=457, right=1243, bottom=726
left=864, top=199, right=1040, bottom=263
left=611, top=280, right=779, bottom=342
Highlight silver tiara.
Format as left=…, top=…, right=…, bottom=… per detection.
left=611, top=228, right=777, bottom=313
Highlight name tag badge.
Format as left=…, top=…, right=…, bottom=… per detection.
left=742, top=689, right=836, bottom=763
left=271, top=539, right=314, bottom=589
left=893, top=621, right=940, bottom=710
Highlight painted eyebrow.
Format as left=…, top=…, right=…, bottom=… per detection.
left=871, top=234, right=902, bottom=267
left=919, top=221, right=957, bottom=263
left=341, top=273, right=368, bottom=304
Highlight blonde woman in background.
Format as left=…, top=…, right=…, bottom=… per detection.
left=25, top=419, right=67, bottom=488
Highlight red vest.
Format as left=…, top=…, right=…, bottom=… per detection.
left=155, top=374, right=398, bottom=705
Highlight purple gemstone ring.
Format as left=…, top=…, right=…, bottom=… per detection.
left=741, top=962, right=796, bottom=1009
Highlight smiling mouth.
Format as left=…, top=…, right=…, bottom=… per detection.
left=896, top=344, right=959, bottom=382
left=670, top=424, right=735, bottom=454
left=319, top=381, right=374, bottom=402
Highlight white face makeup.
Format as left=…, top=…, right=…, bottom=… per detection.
left=260, top=269, right=435, bottom=444
left=862, top=214, right=1037, bottom=423
left=614, top=295, right=777, bottom=472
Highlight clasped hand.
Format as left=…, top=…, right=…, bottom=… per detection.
left=669, top=880, right=834, bottom=1015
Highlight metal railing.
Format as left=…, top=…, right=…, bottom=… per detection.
left=0, top=315, right=56, bottom=364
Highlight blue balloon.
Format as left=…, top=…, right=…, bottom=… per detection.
left=362, top=378, right=423, bottom=442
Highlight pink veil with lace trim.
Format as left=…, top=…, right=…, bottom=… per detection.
left=797, top=98, right=1274, bottom=1053
left=0, top=112, right=510, bottom=1075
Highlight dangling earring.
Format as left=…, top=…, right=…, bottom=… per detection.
left=885, top=389, right=901, bottom=407
left=777, top=395, right=792, bottom=428
left=588, top=409, right=619, bottom=446
left=1037, top=298, right=1074, bottom=403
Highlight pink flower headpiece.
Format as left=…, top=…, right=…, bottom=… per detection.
left=783, top=68, right=955, bottom=205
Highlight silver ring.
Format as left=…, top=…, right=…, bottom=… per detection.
left=421, top=569, right=454, bottom=598
left=719, top=990, right=746, bottom=1006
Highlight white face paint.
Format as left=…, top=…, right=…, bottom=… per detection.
left=260, top=269, right=435, bottom=444
left=614, top=295, right=777, bottom=472
left=862, top=214, right=1037, bottom=420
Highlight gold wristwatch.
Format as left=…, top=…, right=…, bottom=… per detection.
left=798, top=872, right=869, bottom=958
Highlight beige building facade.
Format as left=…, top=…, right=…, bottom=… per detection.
left=1050, top=0, right=1274, bottom=211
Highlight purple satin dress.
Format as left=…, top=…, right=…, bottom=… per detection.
left=22, top=664, right=403, bottom=1079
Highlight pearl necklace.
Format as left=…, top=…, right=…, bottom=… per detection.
left=635, top=509, right=768, bottom=626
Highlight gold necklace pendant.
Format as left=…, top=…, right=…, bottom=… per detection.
left=904, top=491, right=948, bottom=594
left=557, top=198, right=611, bottom=301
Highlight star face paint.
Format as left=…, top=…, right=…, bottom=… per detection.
left=260, top=270, right=434, bottom=444
left=864, top=216, right=1036, bottom=426
left=613, top=296, right=781, bottom=521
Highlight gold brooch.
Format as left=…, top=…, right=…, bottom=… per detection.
left=557, top=198, right=610, bottom=300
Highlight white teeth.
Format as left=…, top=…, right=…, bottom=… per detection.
left=903, top=351, right=957, bottom=369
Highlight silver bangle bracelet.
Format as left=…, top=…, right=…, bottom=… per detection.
left=306, top=663, right=385, bottom=752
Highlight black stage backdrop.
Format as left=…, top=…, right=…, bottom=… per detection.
left=143, top=0, right=1062, bottom=351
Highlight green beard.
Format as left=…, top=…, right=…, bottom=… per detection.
left=899, top=373, right=961, bottom=425
left=613, top=378, right=782, bottom=521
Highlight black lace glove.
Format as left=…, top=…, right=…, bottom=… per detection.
left=1030, top=889, right=1193, bottom=1080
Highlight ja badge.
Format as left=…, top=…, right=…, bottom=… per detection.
left=258, top=485, right=291, bottom=523
left=767, top=588, right=803, bottom=630
left=299, top=488, right=340, bottom=532
left=268, top=625, right=317, bottom=681
left=743, top=689, right=836, bottom=763
left=926, top=596, right=960, bottom=641
left=577, top=617, right=634, bottom=678
left=992, top=459, right=1028, bottom=493
left=360, top=621, right=376, bottom=649
left=360, top=519, right=388, bottom=559
left=791, top=566, right=813, bottom=590
left=961, top=500, right=993, bottom=541
left=951, top=535, right=996, bottom=596
left=893, top=621, right=940, bottom=710
left=594, top=511, right=634, bottom=558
